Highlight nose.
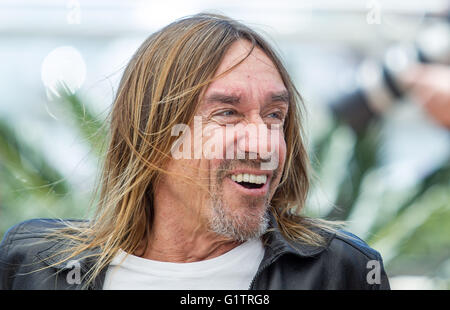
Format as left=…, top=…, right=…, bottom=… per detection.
left=235, top=116, right=274, bottom=161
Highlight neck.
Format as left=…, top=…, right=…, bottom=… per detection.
left=136, top=188, right=242, bottom=263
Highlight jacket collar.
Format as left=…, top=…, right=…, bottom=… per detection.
left=37, top=212, right=336, bottom=288
left=261, top=212, right=336, bottom=259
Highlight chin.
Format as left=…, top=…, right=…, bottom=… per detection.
left=208, top=197, right=270, bottom=242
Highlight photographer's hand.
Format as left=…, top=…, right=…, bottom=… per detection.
left=403, top=64, right=450, bottom=129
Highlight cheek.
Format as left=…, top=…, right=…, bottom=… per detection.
left=203, top=127, right=226, bottom=159
left=278, top=133, right=287, bottom=168
left=208, top=159, right=224, bottom=180
left=267, top=129, right=287, bottom=174
left=163, top=159, right=196, bottom=187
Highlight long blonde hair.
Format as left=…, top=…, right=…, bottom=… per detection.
left=48, top=13, right=340, bottom=287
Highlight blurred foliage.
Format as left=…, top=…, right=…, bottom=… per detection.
left=0, top=88, right=449, bottom=288
left=309, top=113, right=450, bottom=288
left=59, top=85, right=109, bottom=157
left=0, top=86, right=107, bottom=235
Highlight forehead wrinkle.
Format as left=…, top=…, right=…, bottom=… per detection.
left=245, top=50, right=280, bottom=73
left=200, top=41, right=287, bottom=112
left=216, top=41, right=280, bottom=79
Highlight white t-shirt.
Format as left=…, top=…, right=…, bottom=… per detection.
left=103, top=238, right=265, bottom=290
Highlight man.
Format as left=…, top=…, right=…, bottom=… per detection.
left=0, top=13, right=390, bottom=290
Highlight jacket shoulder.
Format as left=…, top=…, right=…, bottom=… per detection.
left=331, top=230, right=382, bottom=261
left=323, top=229, right=390, bottom=289
left=0, top=218, right=87, bottom=289
left=2, top=218, right=86, bottom=240
left=1, top=218, right=88, bottom=260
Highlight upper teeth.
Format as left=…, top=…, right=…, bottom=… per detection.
left=231, top=174, right=267, bottom=184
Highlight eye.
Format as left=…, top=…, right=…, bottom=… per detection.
left=217, top=110, right=236, bottom=117
left=267, top=111, right=284, bottom=119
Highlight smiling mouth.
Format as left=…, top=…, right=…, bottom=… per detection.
left=230, top=173, right=267, bottom=189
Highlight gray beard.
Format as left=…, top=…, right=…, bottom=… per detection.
left=208, top=159, right=275, bottom=242
left=208, top=195, right=270, bottom=242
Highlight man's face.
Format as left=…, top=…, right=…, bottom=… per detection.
left=163, top=40, right=288, bottom=241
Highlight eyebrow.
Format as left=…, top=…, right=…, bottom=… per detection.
left=205, top=90, right=290, bottom=106
left=205, top=93, right=241, bottom=104
left=270, top=90, right=290, bottom=104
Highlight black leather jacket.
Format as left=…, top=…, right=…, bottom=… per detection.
left=0, top=217, right=390, bottom=290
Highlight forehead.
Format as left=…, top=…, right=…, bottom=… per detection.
left=204, top=40, right=286, bottom=97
